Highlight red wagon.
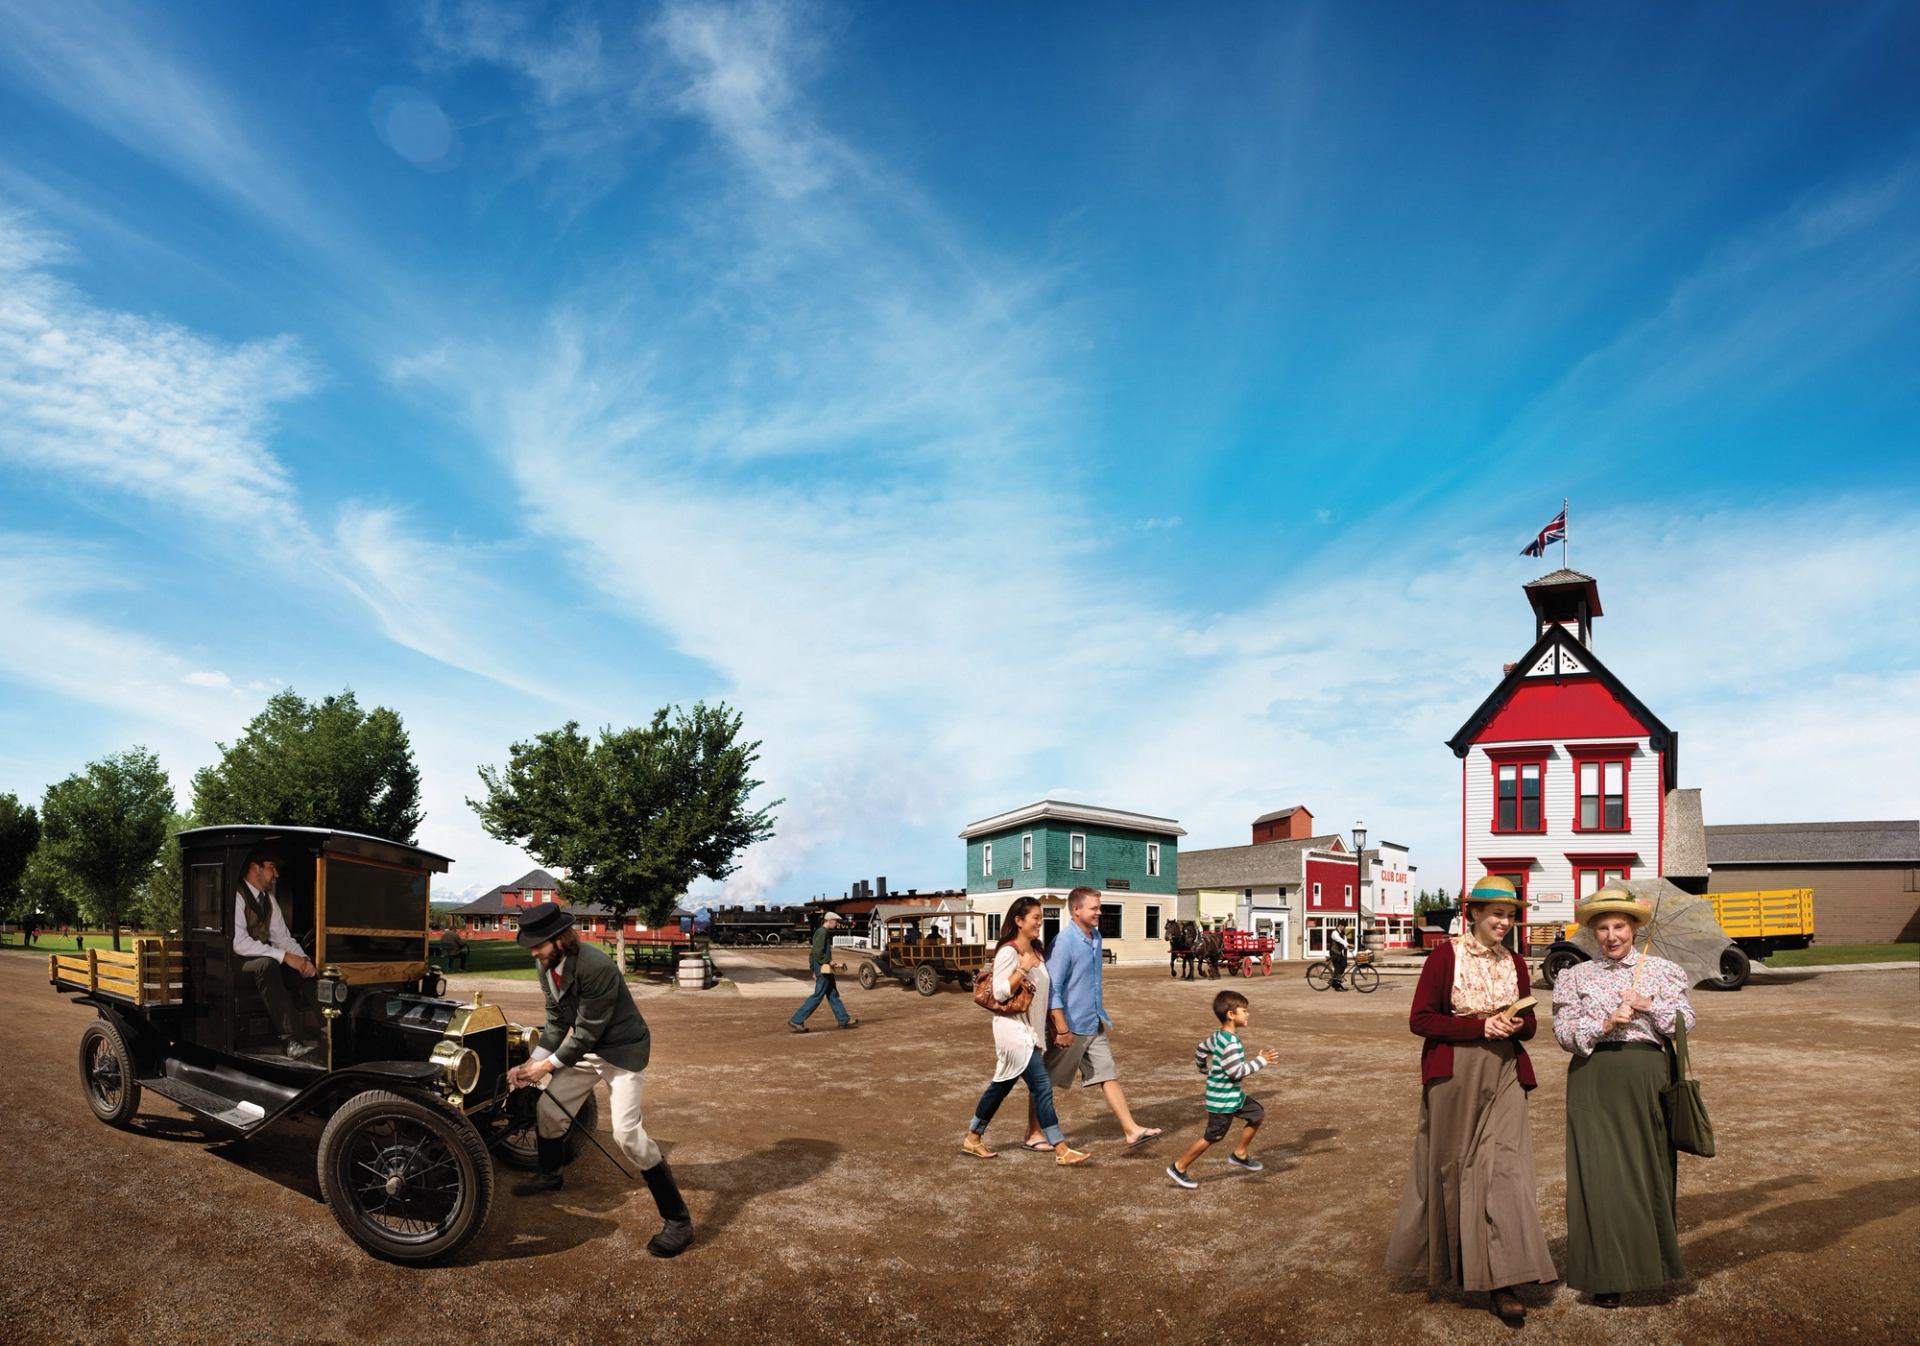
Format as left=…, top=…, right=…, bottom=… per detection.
left=1220, top=929, right=1275, bottom=977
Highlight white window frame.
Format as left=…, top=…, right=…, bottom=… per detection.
left=1021, top=833, right=1033, bottom=871
left=1146, top=842, right=1161, bottom=877
left=982, top=842, right=993, bottom=877
left=1070, top=833, right=1086, bottom=870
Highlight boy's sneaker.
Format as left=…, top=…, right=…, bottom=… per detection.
left=1227, top=1153, right=1264, bottom=1173
left=1166, top=1163, right=1199, bottom=1190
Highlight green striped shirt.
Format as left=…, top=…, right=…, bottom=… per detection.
left=1196, top=1028, right=1265, bottom=1112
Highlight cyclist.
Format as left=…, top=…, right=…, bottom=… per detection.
left=1328, top=926, right=1351, bottom=991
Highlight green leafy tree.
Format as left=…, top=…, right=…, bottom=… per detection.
left=471, top=702, right=779, bottom=949
left=0, top=792, right=40, bottom=930
left=193, top=689, right=423, bottom=842
left=39, top=748, right=175, bottom=950
left=131, top=811, right=195, bottom=933
left=17, top=851, right=78, bottom=939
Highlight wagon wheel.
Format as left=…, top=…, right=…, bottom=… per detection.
left=1351, top=965, right=1381, bottom=994
left=1305, top=961, right=1332, bottom=992
left=78, top=1019, right=141, bottom=1127
left=318, top=1089, right=493, bottom=1265
left=856, top=961, right=879, bottom=990
left=914, top=963, right=940, bottom=996
left=491, top=1088, right=598, bottom=1171
left=1239, top=955, right=1255, bottom=979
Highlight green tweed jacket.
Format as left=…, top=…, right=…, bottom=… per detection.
left=538, top=941, right=651, bottom=1072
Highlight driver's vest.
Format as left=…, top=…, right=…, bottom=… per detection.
left=240, top=887, right=276, bottom=947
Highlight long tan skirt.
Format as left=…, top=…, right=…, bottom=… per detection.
left=1384, top=1039, right=1558, bottom=1291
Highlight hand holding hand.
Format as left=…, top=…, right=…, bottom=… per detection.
left=1623, top=991, right=1653, bottom=1014
left=289, top=955, right=317, bottom=978
left=1607, top=1000, right=1637, bottom=1028
left=1483, top=1013, right=1516, bottom=1040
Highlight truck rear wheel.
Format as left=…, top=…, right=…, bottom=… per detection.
left=319, top=1089, right=493, bottom=1265
left=1710, top=945, right=1751, bottom=991
left=78, top=1019, right=141, bottom=1127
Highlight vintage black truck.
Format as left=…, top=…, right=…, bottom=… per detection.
left=49, top=825, right=596, bottom=1264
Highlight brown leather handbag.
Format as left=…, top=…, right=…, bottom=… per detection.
left=972, top=958, right=1036, bottom=1016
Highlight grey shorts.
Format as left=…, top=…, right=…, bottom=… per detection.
left=1045, top=1027, right=1118, bottom=1088
left=1203, top=1097, right=1264, bottom=1143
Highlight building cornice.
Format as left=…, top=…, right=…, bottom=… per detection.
left=959, top=799, right=1186, bottom=840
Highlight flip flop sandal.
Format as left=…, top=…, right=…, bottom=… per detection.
left=1125, top=1129, right=1164, bottom=1148
left=1021, top=1139, right=1055, bottom=1152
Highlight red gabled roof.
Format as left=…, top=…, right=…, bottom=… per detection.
left=1447, top=625, right=1678, bottom=791
left=1473, top=680, right=1650, bottom=744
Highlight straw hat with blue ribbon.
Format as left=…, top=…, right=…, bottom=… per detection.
left=1464, top=874, right=1525, bottom=912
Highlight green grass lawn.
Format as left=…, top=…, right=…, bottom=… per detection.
left=1, top=932, right=151, bottom=954
left=1763, top=942, right=1918, bottom=967
left=442, top=938, right=543, bottom=979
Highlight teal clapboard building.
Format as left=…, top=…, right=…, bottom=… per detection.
left=960, top=801, right=1184, bottom=964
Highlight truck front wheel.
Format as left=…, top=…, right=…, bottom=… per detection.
left=1710, top=945, right=1752, bottom=991
left=1541, top=947, right=1587, bottom=989
left=318, top=1089, right=493, bottom=1265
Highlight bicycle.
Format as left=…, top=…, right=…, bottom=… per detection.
left=1306, top=952, right=1379, bottom=993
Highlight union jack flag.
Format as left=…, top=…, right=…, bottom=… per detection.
left=1521, top=507, right=1567, bottom=557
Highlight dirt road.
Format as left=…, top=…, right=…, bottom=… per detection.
left=2, top=951, right=1914, bottom=1346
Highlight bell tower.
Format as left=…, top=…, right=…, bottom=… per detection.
left=1523, top=569, right=1603, bottom=648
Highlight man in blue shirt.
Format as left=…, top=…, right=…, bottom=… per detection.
left=1033, top=886, right=1163, bottom=1149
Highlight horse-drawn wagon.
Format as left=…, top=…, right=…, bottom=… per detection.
left=1219, top=929, right=1276, bottom=977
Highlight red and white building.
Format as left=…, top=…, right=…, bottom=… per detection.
left=1448, top=569, right=1688, bottom=936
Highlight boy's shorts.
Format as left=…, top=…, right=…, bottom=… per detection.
left=1203, top=1097, right=1264, bottom=1142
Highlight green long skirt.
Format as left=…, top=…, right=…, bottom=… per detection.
left=1564, top=1045, right=1686, bottom=1294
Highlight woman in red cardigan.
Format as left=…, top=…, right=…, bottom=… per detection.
left=1384, top=876, right=1557, bottom=1325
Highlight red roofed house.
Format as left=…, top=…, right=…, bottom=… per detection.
left=1447, top=569, right=1692, bottom=942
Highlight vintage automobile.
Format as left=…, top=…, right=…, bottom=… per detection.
left=852, top=907, right=991, bottom=995
left=47, top=825, right=597, bottom=1265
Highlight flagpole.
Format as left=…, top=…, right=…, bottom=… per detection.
left=1562, top=496, right=1569, bottom=569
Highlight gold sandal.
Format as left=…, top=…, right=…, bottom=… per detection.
left=1055, top=1146, right=1090, bottom=1166
left=961, top=1133, right=998, bottom=1159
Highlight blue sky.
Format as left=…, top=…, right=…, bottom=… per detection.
left=2, top=0, right=1916, bottom=902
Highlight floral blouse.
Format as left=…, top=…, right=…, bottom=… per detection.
left=1450, top=935, right=1519, bottom=1016
left=1551, top=948, right=1697, bottom=1056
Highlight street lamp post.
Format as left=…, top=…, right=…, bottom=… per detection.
left=1352, top=820, right=1368, bottom=957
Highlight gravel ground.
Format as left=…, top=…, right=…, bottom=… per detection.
left=1, top=950, right=1914, bottom=1346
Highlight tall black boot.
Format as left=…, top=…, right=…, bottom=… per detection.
left=513, top=1137, right=566, bottom=1196
left=640, top=1160, right=695, bottom=1258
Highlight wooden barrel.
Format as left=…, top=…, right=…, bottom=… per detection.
left=676, top=953, right=708, bottom=989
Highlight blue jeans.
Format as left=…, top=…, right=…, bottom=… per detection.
left=970, top=1047, right=1065, bottom=1145
left=789, top=972, right=849, bottom=1026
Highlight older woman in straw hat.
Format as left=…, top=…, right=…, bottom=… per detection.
left=1384, top=876, right=1556, bottom=1325
left=1552, top=886, right=1697, bottom=1307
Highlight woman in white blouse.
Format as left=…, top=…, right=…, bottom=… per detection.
left=1552, top=887, right=1697, bottom=1307
left=960, top=897, right=1090, bottom=1166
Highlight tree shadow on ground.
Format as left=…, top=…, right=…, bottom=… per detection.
left=1683, top=1176, right=1919, bottom=1276
left=668, top=1136, right=843, bottom=1240
left=1677, top=1173, right=1818, bottom=1230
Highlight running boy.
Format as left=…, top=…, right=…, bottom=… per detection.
left=1168, top=989, right=1276, bottom=1188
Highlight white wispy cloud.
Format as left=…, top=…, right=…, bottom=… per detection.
left=399, top=2, right=1920, bottom=902
left=0, top=208, right=311, bottom=533
left=0, top=0, right=333, bottom=246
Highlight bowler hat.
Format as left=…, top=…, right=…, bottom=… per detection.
left=516, top=902, right=575, bottom=948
